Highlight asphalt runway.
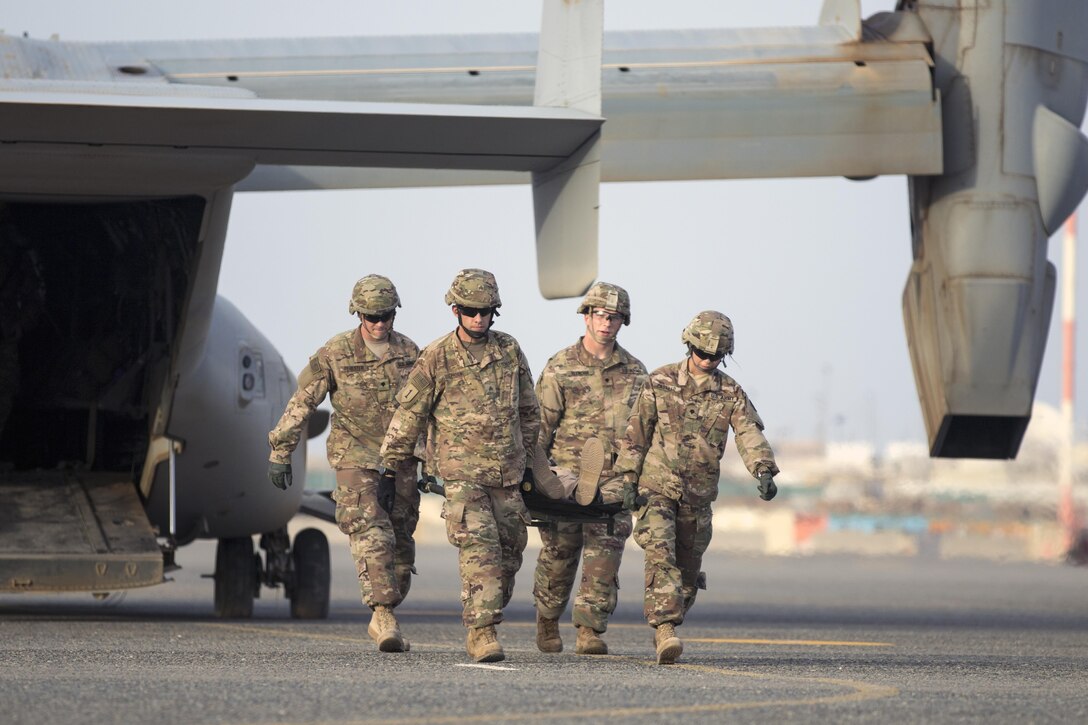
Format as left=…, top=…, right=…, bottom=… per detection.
left=2, top=514, right=1087, bottom=724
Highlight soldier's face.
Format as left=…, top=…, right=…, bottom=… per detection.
left=688, top=349, right=723, bottom=373
left=360, top=311, right=394, bottom=341
left=584, top=308, right=623, bottom=344
left=453, top=305, right=492, bottom=335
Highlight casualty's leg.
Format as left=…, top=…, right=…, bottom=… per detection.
left=574, top=437, right=605, bottom=505
left=532, top=443, right=569, bottom=499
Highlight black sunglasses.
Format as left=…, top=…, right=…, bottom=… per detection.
left=457, top=306, right=494, bottom=318
left=362, top=311, right=395, bottom=323
left=691, top=347, right=724, bottom=361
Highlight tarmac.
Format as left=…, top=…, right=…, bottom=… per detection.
left=1, top=512, right=1087, bottom=724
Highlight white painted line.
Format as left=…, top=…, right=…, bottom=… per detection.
left=455, top=663, right=518, bottom=671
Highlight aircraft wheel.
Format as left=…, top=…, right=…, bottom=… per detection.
left=214, top=536, right=257, bottom=618
left=290, top=528, right=330, bottom=620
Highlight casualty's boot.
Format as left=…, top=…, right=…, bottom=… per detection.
left=536, top=612, right=563, bottom=653
left=368, top=605, right=407, bottom=653
left=575, top=625, right=608, bottom=655
left=575, top=437, right=606, bottom=506
left=654, top=623, right=683, bottom=665
left=531, top=443, right=567, bottom=499
left=466, top=624, right=505, bottom=662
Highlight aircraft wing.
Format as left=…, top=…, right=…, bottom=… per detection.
left=0, top=0, right=606, bottom=299
left=0, top=83, right=602, bottom=198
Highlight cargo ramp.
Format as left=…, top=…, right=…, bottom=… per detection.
left=0, top=472, right=164, bottom=593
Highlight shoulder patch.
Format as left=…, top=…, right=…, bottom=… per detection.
left=297, top=355, right=325, bottom=389
left=396, top=369, right=434, bottom=406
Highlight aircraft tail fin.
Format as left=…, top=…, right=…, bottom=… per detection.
left=531, top=0, right=603, bottom=299
left=819, top=0, right=861, bottom=40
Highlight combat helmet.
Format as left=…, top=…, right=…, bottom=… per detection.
left=444, top=268, right=502, bottom=309
left=577, top=281, right=631, bottom=325
left=348, top=274, right=401, bottom=316
left=681, top=310, right=734, bottom=357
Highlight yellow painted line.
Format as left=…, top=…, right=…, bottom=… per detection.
left=221, top=623, right=899, bottom=725
left=169, top=55, right=905, bottom=81
left=257, top=658, right=898, bottom=725
left=689, top=637, right=894, bottom=647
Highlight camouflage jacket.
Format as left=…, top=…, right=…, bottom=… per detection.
left=380, top=329, right=540, bottom=487
left=537, top=338, right=648, bottom=470
left=614, top=360, right=779, bottom=505
left=268, top=328, right=419, bottom=469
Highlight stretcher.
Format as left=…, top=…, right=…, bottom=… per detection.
left=420, top=476, right=624, bottom=534
left=300, top=477, right=626, bottom=534
left=520, top=486, right=624, bottom=535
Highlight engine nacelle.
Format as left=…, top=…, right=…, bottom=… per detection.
left=904, top=0, right=1088, bottom=458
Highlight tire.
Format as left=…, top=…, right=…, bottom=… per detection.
left=214, top=536, right=257, bottom=618
left=290, top=528, right=330, bottom=620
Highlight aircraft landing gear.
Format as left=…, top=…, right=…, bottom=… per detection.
left=258, top=527, right=330, bottom=619
left=213, top=536, right=259, bottom=618
left=287, top=528, right=330, bottom=619
left=212, top=528, right=330, bottom=619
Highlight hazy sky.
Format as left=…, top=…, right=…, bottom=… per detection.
left=7, top=1, right=1088, bottom=459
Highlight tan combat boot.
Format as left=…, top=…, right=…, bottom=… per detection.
left=531, top=443, right=567, bottom=499
left=536, top=612, right=562, bottom=653
left=574, top=437, right=605, bottom=506
left=466, top=624, right=505, bottom=663
left=654, top=623, right=683, bottom=665
left=368, top=605, right=407, bottom=653
left=575, top=625, right=608, bottom=655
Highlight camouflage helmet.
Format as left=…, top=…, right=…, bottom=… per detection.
left=444, top=268, right=502, bottom=308
left=681, top=310, right=734, bottom=357
left=577, top=281, right=631, bottom=325
left=348, top=274, right=401, bottom=316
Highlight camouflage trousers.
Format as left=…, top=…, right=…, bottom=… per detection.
left=333, top=463, right=420, bottom=609
left=533, top=506, right=632, bottom=633
left=632, top=492, right=713, bottom=627
left=442, top=480, right=530, bottom=629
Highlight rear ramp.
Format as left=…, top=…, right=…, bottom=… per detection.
left=0, top=472, right=163, bottom=592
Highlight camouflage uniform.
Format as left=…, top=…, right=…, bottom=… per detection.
left=381, top=328, right=539, bottom=628
left=269, top=319, right=421, bottom=609
left=533, top=339, right=647, bottom=632
left=616, top=359, right=778, bottom=627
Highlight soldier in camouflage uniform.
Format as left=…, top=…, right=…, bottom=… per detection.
left=615, top=310, right=779, bottom=665
left=380, top=269, right=539, bottom=663
left=268, top=275, right=420, bottom=653
left=532, top=282, right=649, bottom=656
